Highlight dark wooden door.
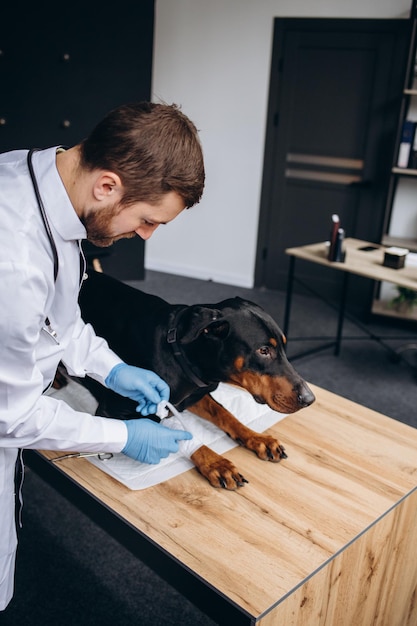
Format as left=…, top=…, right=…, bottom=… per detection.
left=256, top=18, right=409, bottom=315
left=0, top=1, right=155, bottom=281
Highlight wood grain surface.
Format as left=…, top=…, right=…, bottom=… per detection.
left=38, top=385, right=417, bottom=624
left=286, top=238, right=417, bottom=290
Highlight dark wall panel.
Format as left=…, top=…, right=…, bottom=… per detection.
left=0, top=1, right=155, bottom=279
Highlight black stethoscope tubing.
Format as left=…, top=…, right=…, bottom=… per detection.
left=27, top=148, right=59, bottom=283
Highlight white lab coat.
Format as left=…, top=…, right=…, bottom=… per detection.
left=0, top=147, right=128, bottom=610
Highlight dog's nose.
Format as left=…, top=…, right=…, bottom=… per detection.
left=297, top=384, right=315, bottom=408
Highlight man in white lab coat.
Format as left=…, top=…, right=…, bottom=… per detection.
left=0, top=102, right=205, bottom=610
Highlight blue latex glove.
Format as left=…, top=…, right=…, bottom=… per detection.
left=105, top=363, right=170, bottom=416
left=122, top=419, right=193, bottom=464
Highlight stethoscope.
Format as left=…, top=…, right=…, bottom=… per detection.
left=27, top=147, right=86, bottom=344
left=27, top=148, right=59, bottom=283
left=25, top=149, right=112, bottom=465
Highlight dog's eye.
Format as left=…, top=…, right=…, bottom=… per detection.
left=258, top=346, right=271, bottom=357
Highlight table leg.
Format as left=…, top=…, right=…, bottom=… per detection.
left=335, top=273, right=349, bottom=356
left=283, top=256, right=295, bottom=344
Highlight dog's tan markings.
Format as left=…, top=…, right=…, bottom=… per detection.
left=270, top=337, right=277, bottom=347
left=227, top=371, right=302, bottom=413
left=191, top=445, right=247, bottom=490
left=234, top=356, right=245, bottom=371
left=188, top=394, right=287, bottom=470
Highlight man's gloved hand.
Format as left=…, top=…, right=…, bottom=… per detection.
left=105, top=363, right=170, bottom=416
left=122, top=419, right=193, bottom=464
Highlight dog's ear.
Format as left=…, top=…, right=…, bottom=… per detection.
left=180, top=308, right=229, bottom=343
left=202, top=319, right=230, bottom=340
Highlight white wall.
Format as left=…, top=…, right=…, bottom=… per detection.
left=148, top=0, right=411, bottom=288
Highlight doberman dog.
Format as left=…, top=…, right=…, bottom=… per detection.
left=78, top=270, right=315, bottom=489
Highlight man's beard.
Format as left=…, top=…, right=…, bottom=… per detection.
left=82, top=203, right=136, bottom=247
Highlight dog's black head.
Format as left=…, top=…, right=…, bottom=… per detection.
left=182, top=297, right=315, bottom=414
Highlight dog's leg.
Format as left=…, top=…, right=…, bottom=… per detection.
left=189, top=394, right=287, bottom=462
left=190, top=445, right=248, bottom=490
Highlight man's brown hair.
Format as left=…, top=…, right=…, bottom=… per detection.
left=80, top=102, right=205, bottom=208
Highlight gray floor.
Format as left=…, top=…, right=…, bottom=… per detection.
left=2, top=270, right=416, bottom=625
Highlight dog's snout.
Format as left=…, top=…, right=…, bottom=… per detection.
left=297, top=384, right=315, bottom=408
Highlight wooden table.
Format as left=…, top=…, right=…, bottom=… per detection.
left=26, top=385, right=417, bottom=625
left=284, top=238, right=417, bottom=358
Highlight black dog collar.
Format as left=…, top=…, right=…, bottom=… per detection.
left=167, top=307, right=209, bottom=388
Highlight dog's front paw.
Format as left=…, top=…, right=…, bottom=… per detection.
left=238, top=434, right=287, bottom=462
left=191, top=445, right=248, bottom=489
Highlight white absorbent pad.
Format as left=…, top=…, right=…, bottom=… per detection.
left=87, top=383, right=288, bottom=490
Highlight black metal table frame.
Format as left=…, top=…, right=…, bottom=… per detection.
left=283, top=255, right=416, bottom=362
